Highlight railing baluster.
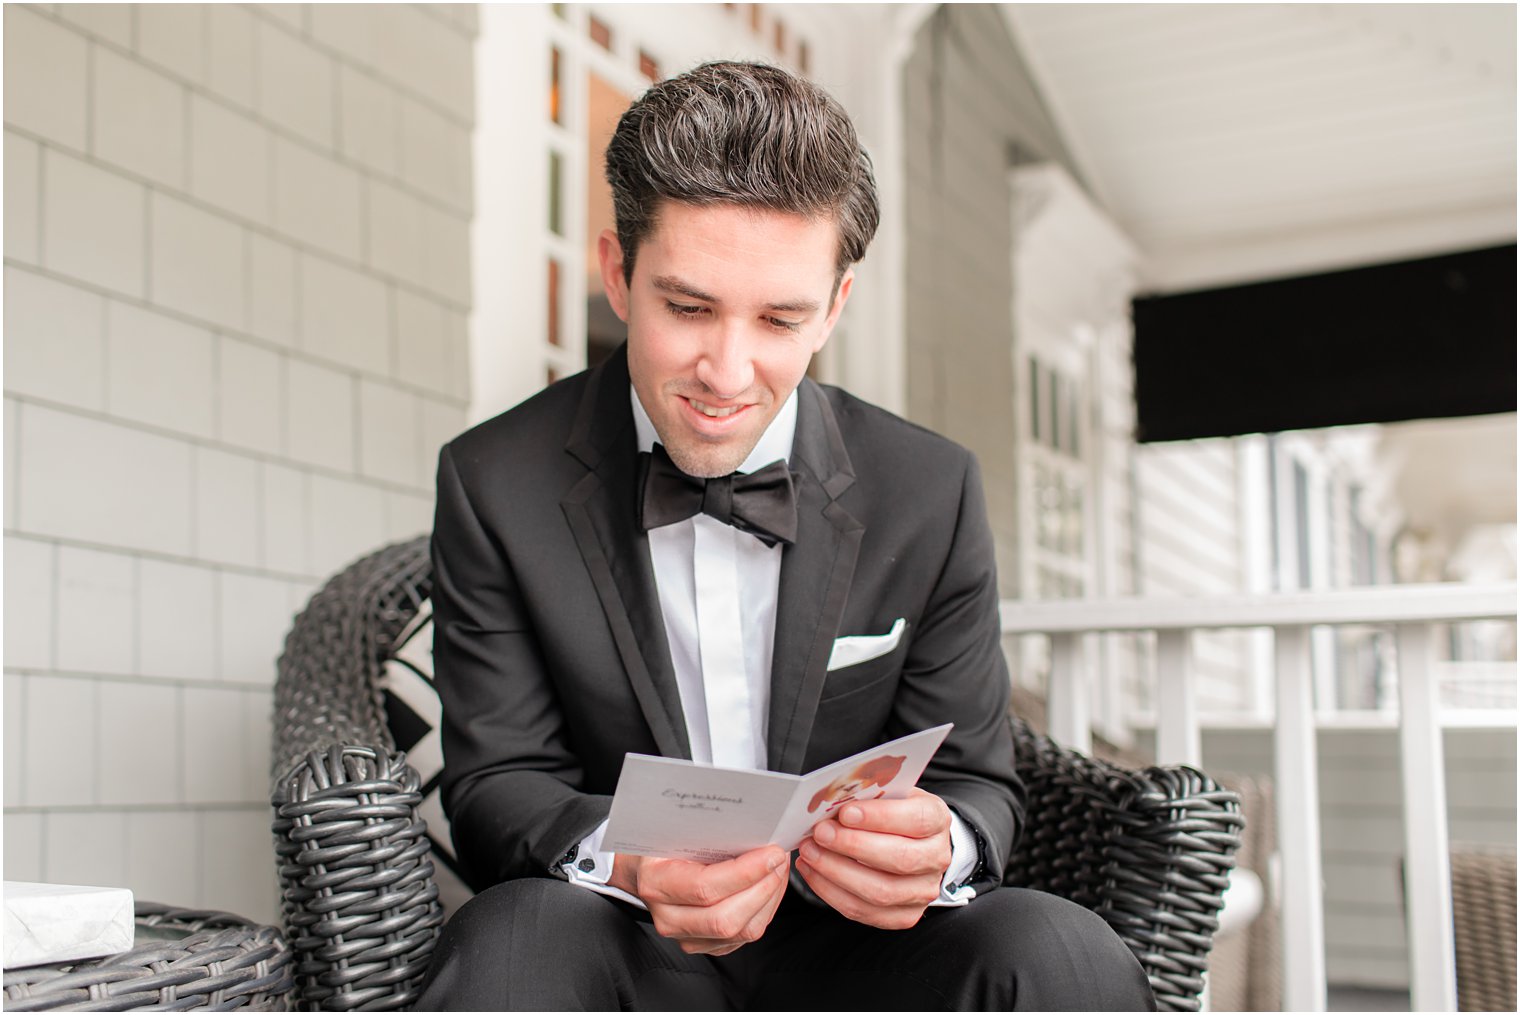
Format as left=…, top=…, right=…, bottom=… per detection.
left=1154, top=630, right=1213, bottom=1012
left=1155, top=628, right=1200, bottom=767
left=1274, top=624, right=1327, bottom=1011
left=1396, top=622, right=1458, bottom=1011
left=1048, top=632, right=1091, bottom=753
left=997, top=585, right=1514, bottom=1009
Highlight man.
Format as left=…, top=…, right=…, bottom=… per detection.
left=420, top=62, right=1154, bottom=1010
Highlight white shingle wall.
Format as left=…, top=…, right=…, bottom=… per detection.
left=3, top=3, right=476, bottom=925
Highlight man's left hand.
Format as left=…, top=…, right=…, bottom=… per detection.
left=795, top=787, right=953, bottom=930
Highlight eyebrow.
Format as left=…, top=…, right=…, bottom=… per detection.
left=652, top=275, right=822, bottom=316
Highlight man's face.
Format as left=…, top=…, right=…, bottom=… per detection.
left=598, top=201, right=854, bottom=478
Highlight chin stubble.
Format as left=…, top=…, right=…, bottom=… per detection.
left=661, top=438, right=751, bottom=479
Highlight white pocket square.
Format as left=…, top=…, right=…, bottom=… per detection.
left=827, top=618, right=907, bottom=672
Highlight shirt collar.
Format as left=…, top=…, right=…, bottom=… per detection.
left=630, top=384, right=798, bottom=474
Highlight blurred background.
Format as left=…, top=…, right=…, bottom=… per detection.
left=3, top=3, right=1514, bottom=1009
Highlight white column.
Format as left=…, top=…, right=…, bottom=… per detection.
left=470, top=4, right=549, bottom=422
left=828, top=5, right=931, bottom=413
left=1274, top=624, right=1327, bottom=1012
left=1048, top=632, right=1091, bottom=754
left=1396, top=622, right=1458, bottom=1012
left=1155, top=628, right=1200, bottom=767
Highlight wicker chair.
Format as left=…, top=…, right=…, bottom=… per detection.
left=1448, top=844, right=1516, bottom=1012
left=271, top=537, right=1244, bottom=1011
left=2, top=902, right=295, bottom=1011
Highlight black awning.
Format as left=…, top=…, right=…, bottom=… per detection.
left=1132, top=244, right=1517, bottom=443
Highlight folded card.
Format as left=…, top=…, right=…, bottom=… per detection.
left=603, top=724, right=952, bottom=863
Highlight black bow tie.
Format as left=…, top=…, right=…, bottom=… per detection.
left=638, top=443, right=799, bottom=548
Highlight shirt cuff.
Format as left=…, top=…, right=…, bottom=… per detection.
left=929, top=810, right=981, bottom=908
left=560, top=819, right=648, bottom=910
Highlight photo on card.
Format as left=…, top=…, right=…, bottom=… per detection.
left=806, top=753, right=908, bottom=814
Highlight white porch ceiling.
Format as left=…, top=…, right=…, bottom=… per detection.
left=1001, top=3, right=1518, bottom=292
left=1378, top=413, right=1517, bottom=547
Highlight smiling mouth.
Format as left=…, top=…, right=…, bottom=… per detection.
left=687, top=398, right=746, bottom=419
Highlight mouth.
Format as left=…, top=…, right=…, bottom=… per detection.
left=679, top=396, right=754, bottom=433
left=688, top=399, right=745, bottom=419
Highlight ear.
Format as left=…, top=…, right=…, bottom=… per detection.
left=597, top=229, right=630, bottom=322
left=812, top=267, right=855, bottom=354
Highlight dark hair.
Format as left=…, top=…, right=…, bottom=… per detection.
left=604, top=61, right=879, bottom=286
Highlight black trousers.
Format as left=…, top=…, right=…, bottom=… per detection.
left=417, top=878, right=1157, bottom=1011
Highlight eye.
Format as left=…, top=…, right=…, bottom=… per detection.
left=664, top=301, right=706, bottom=320
left=765, top=316, right=803, bottom=333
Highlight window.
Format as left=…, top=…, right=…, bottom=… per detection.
left=585, top=72, right=632, bottom=368
left=1025, top=353, right=1088, bottom=599
left=1293, top=461, right=1311, bottom=590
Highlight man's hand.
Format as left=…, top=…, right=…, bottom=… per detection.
left=609, top=846, right=790, bottom=955
left=795, top=787, right=953, bottom=930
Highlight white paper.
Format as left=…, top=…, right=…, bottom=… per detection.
left=4, top=881, right=134, bottom=968
left=603, top=724, right=952, bottom=862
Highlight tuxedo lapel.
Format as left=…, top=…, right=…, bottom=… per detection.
left=767, top=380, right=864, bottom=774
left=561, top=348, right=691, bottom=761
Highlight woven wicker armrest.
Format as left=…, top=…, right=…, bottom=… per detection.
left=272, top=744, right=443, bottom=1011
left=271, top=538, right=442, bottom=1011
left=2, top=902, right=295, bottom=1011
left=1005, top=719, right=1244, bottom=1013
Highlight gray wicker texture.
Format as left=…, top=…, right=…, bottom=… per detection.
left=1005, top=723, right=1244, bottom=1012
left=2, top=902, right=294, bottom=1011
left=272, top=536, right=1242, bottom=1012
left=1450, top=844, right=1516, bottom=1012
left=271, top=538, right=441, bottom=1011
left=273, top=538, right=431, bottom=777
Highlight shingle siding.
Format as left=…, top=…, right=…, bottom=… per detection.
left=902, top=5, right=1086, bottom=600
left=3, top=3, right=476, bottom=923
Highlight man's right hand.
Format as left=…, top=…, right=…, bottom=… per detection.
left=609, top=846, right=790, bottom=956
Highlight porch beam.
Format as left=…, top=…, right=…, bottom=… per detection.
left=1396, top=623, right=1458, bottom=1011
left=1273, top=624, right=1327, bottom=1012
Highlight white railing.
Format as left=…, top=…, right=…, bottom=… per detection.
left=1000, top=582, right=1517, bottom=1013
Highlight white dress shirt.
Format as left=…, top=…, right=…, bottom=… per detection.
left=562, top=386, right=979, bottom=908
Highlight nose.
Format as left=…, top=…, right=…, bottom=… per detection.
left=694, top=325, right=754, bottom=400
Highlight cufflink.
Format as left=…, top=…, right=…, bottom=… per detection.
left=559, top=844, right=579, bottom=867
left=578, top=857, right=596, bottom=873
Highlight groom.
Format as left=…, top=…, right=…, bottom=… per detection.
left=419, top=61, right=1154, bottom=1010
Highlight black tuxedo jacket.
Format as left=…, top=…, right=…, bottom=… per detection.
left=431, top=345, right=1023, bottom=894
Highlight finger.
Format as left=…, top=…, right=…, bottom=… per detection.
left=737, top=859, right=789, bottom=939
left=796, top=854, right=927, bottom=931
left=676, top=865, right=788, bottom=956
left=798, top=837, right=941, bottom=910
left=639, top=845, right=788, bottom=906
left=811, top=819, right=951, bottom=877
left=833, top=788, right=951, bottom=838
left=651, top=856, right=789, bottom=944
